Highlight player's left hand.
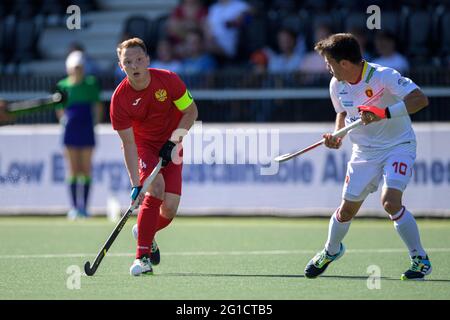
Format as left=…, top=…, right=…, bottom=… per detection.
left=358, top=105, right=385, bottom=125
left=130, top=185, right=145, bottom=205
left=159, top=140, right=176, bottom=167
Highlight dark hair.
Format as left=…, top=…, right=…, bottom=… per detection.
left=314, top=33, right=362, bottom=64
left=278, top=27, right=297, bottom=40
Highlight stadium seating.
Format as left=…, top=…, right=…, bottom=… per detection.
left=405, top=10, right=433, bottom=59
left=124, top=16, right=152, bottom=49
left=439, top=12, right=450, bottom=59
left=1, top=0, right=450, bottom=124
left=2, top=0, right=449, bottom=75
left=0, top=19, right=8, bottom=66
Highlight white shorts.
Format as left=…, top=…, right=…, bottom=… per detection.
left=342, top=142, right=416, bottom=202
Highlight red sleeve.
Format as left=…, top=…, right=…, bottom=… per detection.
left=167, top=71, right=188, bottom=101
left=110, top=90, right=132, bottom=131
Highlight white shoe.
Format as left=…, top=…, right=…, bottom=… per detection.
left=129, top=256, right=153, bottom=276
left=132, top=224, right=160, bottom=266
left=67, top=208, right=81, bottom=220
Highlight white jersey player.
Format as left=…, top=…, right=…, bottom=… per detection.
left=304, top=33, right=432, bottom=280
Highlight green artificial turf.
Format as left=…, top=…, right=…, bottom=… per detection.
left=0, top=216, right=449, bottom=300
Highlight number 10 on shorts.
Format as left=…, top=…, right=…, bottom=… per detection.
left=392, top=161, right=408, bottom=176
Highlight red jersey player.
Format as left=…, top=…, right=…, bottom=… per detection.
left=110, top=38, right=198, bottom=276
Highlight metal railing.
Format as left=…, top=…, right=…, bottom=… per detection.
left=1, top=69, right=450, bottom=123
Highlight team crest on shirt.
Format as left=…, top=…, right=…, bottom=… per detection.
left=365, top=87, right=373, bottom=97
left=155, top=89, right=167, bottom=102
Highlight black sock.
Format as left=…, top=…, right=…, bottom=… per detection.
left=80, top=176, right=91, bottom=212
left=68, top=176, right=77, bottom=209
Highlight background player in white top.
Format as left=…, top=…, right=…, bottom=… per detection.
left=304, top=33, right=432, bottom=280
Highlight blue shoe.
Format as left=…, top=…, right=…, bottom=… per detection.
left=304, top=243, right=346, bottom=278
left=78, top=208, right=90, bottom=218
left=401, top=255, right=432, bottom=281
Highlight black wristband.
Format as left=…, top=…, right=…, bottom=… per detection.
left=159, top=140, right=176, bottom=166
left=385, top=107, right=391, bottom=119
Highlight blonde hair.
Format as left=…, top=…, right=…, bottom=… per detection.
left=116, top=37, right=147, bottom=60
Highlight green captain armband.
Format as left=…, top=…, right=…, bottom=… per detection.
left=173, top=90, right=193, bottom=111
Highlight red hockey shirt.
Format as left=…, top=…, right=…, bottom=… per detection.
left=110, top=68, right=193, bottom=152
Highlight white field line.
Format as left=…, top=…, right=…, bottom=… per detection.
left=0, top=248, right=449, bottom=260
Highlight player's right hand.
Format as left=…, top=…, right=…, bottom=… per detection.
left=130, top=186, right=144, bottom=205
left=323, top=133, right=342, bottom=149
left=159, top=140, right=176, bottom=167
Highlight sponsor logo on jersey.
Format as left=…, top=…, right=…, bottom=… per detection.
left=132, top=98, right=142, bottom=106
left=341, top=100, right=354, bottom=108
left=365, top=87, right=373, bottom=97
left=339, top=88, right=348, bottom=95
left=139, top=158, right=147, bottom=172
left=155, top=89, right=167, bottom=102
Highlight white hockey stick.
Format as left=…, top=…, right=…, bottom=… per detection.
left=274, top=119, right=363, bottom=163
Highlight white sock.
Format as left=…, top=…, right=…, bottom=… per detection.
left=391, top=207, right=427, bottom=257
left=325, top=209, right=351, bottom=256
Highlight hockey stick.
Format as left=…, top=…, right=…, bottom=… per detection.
left=84, top=158, right=163, bottom=276
left=274, top=119, right=363, bottom=163
left=5, top=91, right=66, bottom=114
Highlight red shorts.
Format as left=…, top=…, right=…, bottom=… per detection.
left=138, top=149, right=183, bottom=195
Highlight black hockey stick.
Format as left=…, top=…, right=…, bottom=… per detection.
left=84, top=158, right=163, bottom=276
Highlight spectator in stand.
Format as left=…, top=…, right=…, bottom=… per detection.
left=373, top=31, right=409, bottom=73
left=150, top=39, right=183, bottom=73
left=249, top=28, right=303, bottom=74
left=180, top=29, right=217, bottom=74
left=249, top=49, right=269, bottom=74
left=299, top=23, right=333, bottom=74
left=166, top=0, right=208, bottom=57
left=68, top=42, right=102, bottom=77
left=348, top=26, right=374, bottom=61
left=267, top=28, right=303, bottom=73
left=204, top=0, right=252, bottom=61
